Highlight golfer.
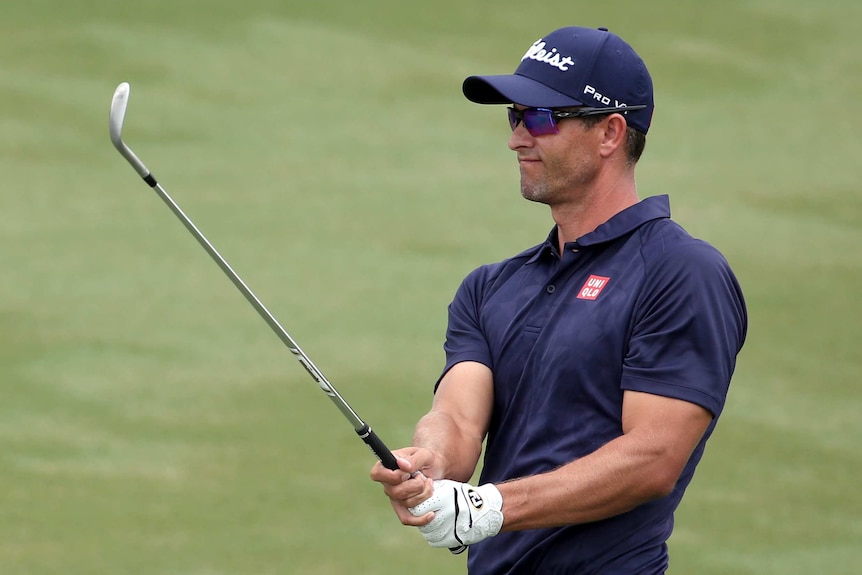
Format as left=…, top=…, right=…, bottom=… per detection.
left=371, top=26, right=747, bottom=574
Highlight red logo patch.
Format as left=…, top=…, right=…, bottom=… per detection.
left=577, top=275, right=610, bottom=300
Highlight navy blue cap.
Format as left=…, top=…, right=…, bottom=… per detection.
left=463, top=27, right=654, bottom=134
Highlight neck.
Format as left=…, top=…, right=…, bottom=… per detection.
left=551, top=171, right=639, bottom=251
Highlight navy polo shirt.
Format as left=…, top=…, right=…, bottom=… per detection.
left=438, top=195, right=747, bottom=575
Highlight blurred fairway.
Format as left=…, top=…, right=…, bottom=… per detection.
left=2, top=0, right=861, bottom=573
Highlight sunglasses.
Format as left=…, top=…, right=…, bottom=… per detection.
left=507, top=105, right=647, bottom=137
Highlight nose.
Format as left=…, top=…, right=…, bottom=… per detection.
left=508, top=122, right=535, bottom=151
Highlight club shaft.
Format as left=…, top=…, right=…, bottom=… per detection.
left=149, top=180, right=341, bottom=409
left=148, top=175, right=463, bottom=553
left=145, top=174, right=398, bottom=470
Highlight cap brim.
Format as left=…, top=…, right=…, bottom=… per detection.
left=462, top=74, right=585, bottom=107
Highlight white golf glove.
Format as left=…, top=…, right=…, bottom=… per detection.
left=409, top=479, right=504, bottom=548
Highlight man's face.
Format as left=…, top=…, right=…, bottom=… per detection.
left=507, top=106, right=605, bottom=206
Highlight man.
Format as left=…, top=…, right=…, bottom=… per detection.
left=370, top=26, right=747, bottom=574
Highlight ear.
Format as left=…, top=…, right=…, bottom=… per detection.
left=598, top=114, right=628, bottom=159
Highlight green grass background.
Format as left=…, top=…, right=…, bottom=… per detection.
left=2, top=1, right=861, bottom=573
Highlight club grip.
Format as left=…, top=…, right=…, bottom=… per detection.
left=356, top=424, right=399, bottom=470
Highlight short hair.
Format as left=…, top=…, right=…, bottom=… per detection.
left=626, top=127, right=646, bottom=164
left=578, top=114, right=646, bottom=164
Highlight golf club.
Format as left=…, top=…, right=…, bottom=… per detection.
left=108, top=82, right=466, bottom=555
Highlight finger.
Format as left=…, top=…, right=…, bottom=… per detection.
left=394, top=503, right=435, bottom=527
left=413, top=511, right=435, bottom=526
left=402, top=478, right=436, bottom=508
left=370, top=461, right=412, bottom=485
left=383, top=474, right=431, bottom=504
left=395, top=456, right=415, bottom=474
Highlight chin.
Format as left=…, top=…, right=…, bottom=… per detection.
left=521, top=185, right=550, bottom=205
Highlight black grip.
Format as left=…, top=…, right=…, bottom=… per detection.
left=356, top=424, right=399, bottom=470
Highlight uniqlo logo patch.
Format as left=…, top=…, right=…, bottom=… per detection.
left=577, top=275, right=610, bottom=300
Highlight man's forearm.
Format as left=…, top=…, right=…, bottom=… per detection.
left=497, top=433, right=670, bottom=531
left=497, top=393, right=712, bottom=531
left=412, top=409, right=484, bottom=482
left=410, top=361, right=493, bottom=482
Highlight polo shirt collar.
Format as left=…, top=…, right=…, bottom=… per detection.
left=530, top=195, right=671, bottom=262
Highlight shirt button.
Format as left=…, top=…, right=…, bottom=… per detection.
left=546, top=285, right=556, bottom=294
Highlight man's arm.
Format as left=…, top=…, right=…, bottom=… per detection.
left=373, top=369, right=711, bottom=536
left=412, top=361, right=494, bottom=481
left=497, top=390, right=713, bottom=531
left=369, top=361, right=493, bottom=524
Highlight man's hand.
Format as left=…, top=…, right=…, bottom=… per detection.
left=370, top=449, right=440, bottom=526
left=409, top=479, right=504, bottom=548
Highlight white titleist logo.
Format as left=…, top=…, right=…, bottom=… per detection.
left=521, top=40, right=575, bottom=71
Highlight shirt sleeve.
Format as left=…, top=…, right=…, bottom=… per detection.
left=435, top=265, right=495, bottom=390
left=621, top=240, right=748, bottom=417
